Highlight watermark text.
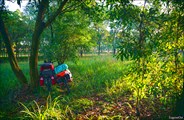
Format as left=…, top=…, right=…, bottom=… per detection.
left=169, top=116, right=183, bottom=120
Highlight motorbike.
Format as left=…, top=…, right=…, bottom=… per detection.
left=39, top=62, right=72, bottom=93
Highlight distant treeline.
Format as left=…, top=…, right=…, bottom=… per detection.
left=0, top=56, right=44, bottom=63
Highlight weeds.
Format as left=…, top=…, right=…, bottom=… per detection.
left=20, top=95, right=72, bottom=120
left=0, top=55, right=182, bottom=119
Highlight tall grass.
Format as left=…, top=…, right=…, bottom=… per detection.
left=1, top=55, right=180, bottom=119
left=66, top=56, right=132, bottom=97
left=0, top=56, right=130, bottom=98
left=20, top=95, right=74, bottom=120
left=0, top=62, right=30, bottom=97
left=1, top=55, right=133, bottom=118
left=0, top=61, right=49, bottom=98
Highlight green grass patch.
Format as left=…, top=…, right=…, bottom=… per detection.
left=0, top=55, right=180, bottom=119
left=0, top=62, right=29, bottom=96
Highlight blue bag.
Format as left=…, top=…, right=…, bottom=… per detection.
left=54, top=64, right=68, bottom=74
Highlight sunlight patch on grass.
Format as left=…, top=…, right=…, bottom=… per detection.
left=105, top=77, right=131, bottom=98
left=20, top=95, right=73, bottom=119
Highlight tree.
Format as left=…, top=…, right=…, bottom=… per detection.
left=0, top=0, right=98, bottom=88
left=109, top=21, right=122, bottom=55
left=107, top=0, right=184, bottom=117
left=5, top=10, right=30, bottom=58
left=92, top=22, right=109, bottom=55
left=0, top=10, right=27, bottom=85
left=40, top=9, right=96, bottom=63
left=159, top=0, right=184, bottom=115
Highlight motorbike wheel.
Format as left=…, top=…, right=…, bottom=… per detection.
left=63, top=77, right=70, bottom=94
left=45, top=78, right=52, bottom=91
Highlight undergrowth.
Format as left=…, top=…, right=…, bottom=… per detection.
left=0, top=55, right=183, bottom=119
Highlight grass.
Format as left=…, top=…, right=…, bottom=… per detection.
left=0, top=55, right=133, bottom=118
left=0, top=55, right=182, bottom=119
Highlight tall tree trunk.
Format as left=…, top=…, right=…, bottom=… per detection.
left=112, top=30, right=116, bottom=55
left=29, top=0, right=49, bottom=88
left=29, top=28, right=45, bottom=88
left=98, top=41, right=101, bottom=55
left=0, top=15, right=27, bottom=85
left=50, top=24, right=54, bottom=43
left=80, top=46, right=83, bottom=57
left=113, top=41, right=116, bottom=55
left=0, top=38, right=2, bottom=57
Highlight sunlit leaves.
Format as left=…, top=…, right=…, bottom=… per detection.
left=123, top=52, right=183, bottom=106
left=40, top=10, right=95, bottom=63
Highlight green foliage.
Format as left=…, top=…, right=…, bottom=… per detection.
left=40, top=10, right=96, bottom=63
left=1, top=10, right=32, bottom=57
left=124, top=53, right=183, bottom=105
left=113, top=1, right=184, bottom=113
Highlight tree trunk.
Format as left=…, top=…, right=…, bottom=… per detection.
left=0, top=15, right=27, bottom=85
left=183, top=74, right=184, bottom=101
left=112, top=31, right=116, bottom=55
left=50, top=24, right=54, bottom=43
left=80, top=46, right=83, bottom=57
left=29, top=27, right=44, bottom=88
left=0, top=38, right=2, bottom=57
left=98, top=41, right=101, bottom=55
left=113, top=45, right=116, bottom=55
left=29, top=0, right=49, bottom=88
left=112, top=36, right=116, bottom=55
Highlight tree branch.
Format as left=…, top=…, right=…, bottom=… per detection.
left=44, top=0, right=86, bottom=28
left=44, top=0, right=68, bottom=28
left=62, top=1, right=84, bottom=13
